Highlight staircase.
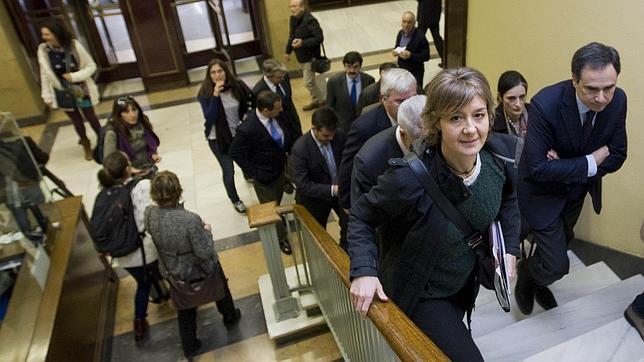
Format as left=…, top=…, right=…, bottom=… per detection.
left=471, top=251, right=644, bottom=361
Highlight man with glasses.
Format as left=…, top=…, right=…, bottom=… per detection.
left=326, top=51, right=375, bottom=132
left=337, top=68, right=418, bottom=211
left=252, top=59, right=302, bottom=137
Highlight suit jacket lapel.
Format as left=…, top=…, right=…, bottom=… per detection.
left=560, top=82, right=585, bottom=151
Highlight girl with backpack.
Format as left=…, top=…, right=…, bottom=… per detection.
left=96, top=152, right=161, bottom=343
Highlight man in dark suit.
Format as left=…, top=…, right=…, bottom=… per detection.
left=351, top=95, right=427, bottom=204
left=417, top=0, right=444, bottom=64
left=230, top=90, right=297, bottom=254
left=326, top=51, right=375, bottom=131
left=284, top=0, right=324, bottom=111
left=394, top=11, right=430, bottom=87
left=252, top=58, right=302, bottom=136
left=290, top=107, right=348, bottom=250
left=516, top=42, right=627, bottom=314
left=338, top=68, right=418, bottom=210
left=356, top=62, right=398, bottom=115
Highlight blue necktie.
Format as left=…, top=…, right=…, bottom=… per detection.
left=350, top=78, right=358, bottom=107
left=268, top=119, right=283, bottom=148
left=321, top=144, right=337, bottom=182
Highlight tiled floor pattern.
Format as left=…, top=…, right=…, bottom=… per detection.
left=17, top=1, right=449, bottom=360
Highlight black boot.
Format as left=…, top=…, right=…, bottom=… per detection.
left=515, top=261, right=535, bottom=315
left=534, top=285, right=558, bottom=310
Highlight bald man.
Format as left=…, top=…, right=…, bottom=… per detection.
left=393, top=11, right=430, bottom=87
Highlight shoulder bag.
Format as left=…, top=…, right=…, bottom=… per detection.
left=403, top=152, right=511, bottom=312
left=311, top=43, right=331, bottom=74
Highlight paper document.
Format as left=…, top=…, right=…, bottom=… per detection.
left=489, top=221, right=511, bottom=311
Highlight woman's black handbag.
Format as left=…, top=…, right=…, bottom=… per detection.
left=166, top=265, right=226, bottom=310
left=54, top=83, right=76, bottom=109
left=311, top=43, right=331, bottom=74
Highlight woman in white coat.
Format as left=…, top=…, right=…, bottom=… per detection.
left=38, top=18, right=101, bottom=160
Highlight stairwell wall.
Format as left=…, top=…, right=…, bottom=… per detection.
left=465, top=0, right=644, bottom=257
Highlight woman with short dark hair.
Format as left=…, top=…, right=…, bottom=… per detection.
left=145, top=171, right=241, bottom=358
left=38, top=17, right=101, bottom=160
left=198, top=59, right=253, bottom=213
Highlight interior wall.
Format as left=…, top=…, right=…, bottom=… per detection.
left=260, top=0, right=299, bottom=72
left=466, top=0, right=644, bottom=257
left=0, top=1, right=45, bottom=121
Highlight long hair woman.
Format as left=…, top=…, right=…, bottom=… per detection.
left=38, top=17, right=101, bottom=160
left=197, top=59, right=254, bottom=213
left=96, top=151, right=160, bottom=343
left=103, top=96, right=161, bottom=176
left=145, top=171, right=241, bottom=358
left=349, top=67, right=521, bottom=361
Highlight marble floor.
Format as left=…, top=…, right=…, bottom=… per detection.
left=23, top=3, right=439, bottom=360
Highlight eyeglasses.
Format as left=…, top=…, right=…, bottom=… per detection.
left=116, top=95, right=134, bottom=107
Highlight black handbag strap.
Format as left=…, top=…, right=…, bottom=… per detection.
left=403, top=152, right=483, bottom=249
left=320, top=43, right=326, bottom=57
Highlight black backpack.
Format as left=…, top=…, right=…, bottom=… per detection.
left=90, top=180, right=141, bottom=257
left=92, top=124, right=112, bottom=164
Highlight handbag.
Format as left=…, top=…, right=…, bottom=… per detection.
left=53, top=46, right=91, bottom=109
left=404, top=152, right=511, bottom=312
left=311, top=43, right=331, bottom=74
left=166, top=266, right=225, bottom=310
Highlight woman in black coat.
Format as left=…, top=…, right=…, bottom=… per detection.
left=492, top=70, right=530, bottom=139
left=348, top=67, right=520, bottom=361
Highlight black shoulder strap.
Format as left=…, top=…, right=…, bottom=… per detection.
left=404, top=152, right=483, bottom=249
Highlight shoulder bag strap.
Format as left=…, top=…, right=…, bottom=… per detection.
left=320, top=43, right=326, bottom=57
left=403, top=152, right=483, bottom=249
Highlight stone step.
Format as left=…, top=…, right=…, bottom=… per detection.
left=470, top=261, right=620, bottom=338
left=474, top=250, right=585, bottom=308
left=475, top=274, right=644, bottom=361
left=523, top=317, right=644, bottom=362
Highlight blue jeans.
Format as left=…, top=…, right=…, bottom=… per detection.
left=124, top=260, right=158, bottom=320
left=208, top=139, right=240, bottom=203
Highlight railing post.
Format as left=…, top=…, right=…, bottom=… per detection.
left=248, top=202, right=299, bottom=321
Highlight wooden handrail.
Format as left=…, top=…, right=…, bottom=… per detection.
left=278, top=204, right=448, bottom=362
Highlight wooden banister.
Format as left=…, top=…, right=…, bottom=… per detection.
left=282, top=204, right=448, bottom=361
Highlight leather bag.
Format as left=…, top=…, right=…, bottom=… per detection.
left=167, top=265, right=226, bottom=310
left=311, top=43, right=331, bottom=74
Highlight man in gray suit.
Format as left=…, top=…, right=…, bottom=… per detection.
left=326, top=51, right=375, bottom=131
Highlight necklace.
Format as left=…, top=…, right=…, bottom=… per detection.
left=446, top=158, right=477, bottom=179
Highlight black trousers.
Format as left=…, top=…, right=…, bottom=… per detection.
left=417, top=0, right=444, bottom=60
left=254, top=173, right=287, bottom=241
left=208, top=139, right=240, bottom=203
left=410, top=275, right=483, bottom=361
left=526, top=194, right=586, bottom=286
left=176, top=265, right=236, bottom=356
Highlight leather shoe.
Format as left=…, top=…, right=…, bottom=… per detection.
left=223, top=307, right=242, bottom=328
left=534, top=285, right=558, bottom=310
left=515, top=261, right=535, bottom=315
left=279, top=239, right=292, bottom=255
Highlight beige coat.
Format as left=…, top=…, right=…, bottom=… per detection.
left=37, top=40, right=100, bottom=109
